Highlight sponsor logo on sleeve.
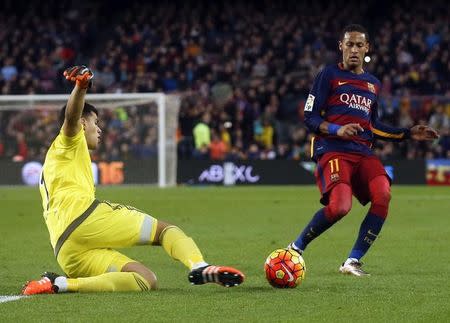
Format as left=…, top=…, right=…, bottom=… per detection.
left=304, top=94, right=315, bottom=112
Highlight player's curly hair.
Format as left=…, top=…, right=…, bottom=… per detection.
left=340, top=24, right=369, bottom=43
left=59, top=103, right=98, bottom=126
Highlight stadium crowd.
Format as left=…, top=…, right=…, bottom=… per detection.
left=0, top=0, right=449, bottom=161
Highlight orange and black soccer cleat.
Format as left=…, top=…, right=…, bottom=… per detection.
left=188, top=265, right=245, bottom=287
left=22, top=277, right=57, bottom=295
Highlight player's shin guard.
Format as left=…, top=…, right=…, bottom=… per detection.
left=293, top=208, right=333, bottom=251
left=348, top=212, right=385, bottom=260
left=67, top=272, right=151, bottom=292
left=160, top=226, right=205, bottom=269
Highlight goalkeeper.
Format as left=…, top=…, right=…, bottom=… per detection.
left=22, top=66, right=244, bottom=295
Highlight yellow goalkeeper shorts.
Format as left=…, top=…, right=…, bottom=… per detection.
left=55, top=200, right=158, bottom=278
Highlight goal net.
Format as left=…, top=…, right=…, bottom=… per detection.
left=0, top=93, right=180, bottom=187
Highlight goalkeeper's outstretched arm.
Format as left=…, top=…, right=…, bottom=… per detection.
left=62, top=66, right=93, bottom=137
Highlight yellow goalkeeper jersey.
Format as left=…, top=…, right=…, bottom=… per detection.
left=39, top=128, right=95, bottom=249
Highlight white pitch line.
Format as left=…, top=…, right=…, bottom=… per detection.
left=0, top=295, right=26, bottom=304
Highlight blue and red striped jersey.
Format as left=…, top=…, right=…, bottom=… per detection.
left=304, top=63, right=410, bottom=161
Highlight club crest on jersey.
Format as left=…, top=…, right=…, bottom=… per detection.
left=304, top=94, right=315, bottom=112
left=367, top=82, right=376, bottom=93
left=330, top=173, right=340, bottom=182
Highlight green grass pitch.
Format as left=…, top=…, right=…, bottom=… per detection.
left=0, top=185, right=449, bottom=322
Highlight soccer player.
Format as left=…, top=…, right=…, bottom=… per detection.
left=22, top=66, right=244, bottom=295
left=287, top=24, right=439, bottom=276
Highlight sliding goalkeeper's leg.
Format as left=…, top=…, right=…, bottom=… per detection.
left=158, top=225, right=245, bottom=287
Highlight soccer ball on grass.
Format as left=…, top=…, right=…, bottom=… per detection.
left=264, top=248, right=306, bottom=288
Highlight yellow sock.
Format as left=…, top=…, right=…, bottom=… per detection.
left=67, top=272, right=150, bottom=292
left=160, top=226, right=205, bottom=269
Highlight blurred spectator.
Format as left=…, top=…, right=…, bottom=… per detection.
left=219, top=124, right=232, bottom=150
left=247, top=143, right=260, bottom=160
left=14, top=132, right=28, bottom=161
left=0, top=138, right=4, bottom=157
left=192, top=113, right=211, bottom=159
left=209, top=131, right=228, bottom=161
left=193, top=113, right=211, bottom=149
left=254, top=117, right=274, bottom=150
left=429, top=105, right=449, bottom=131
left=140, top=135, right=157, bottom=158
left=437, top=127, right=450, bottom=158
left=1, top=58, right=18, bottom=81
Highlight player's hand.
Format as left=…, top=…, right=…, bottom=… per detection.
left=337, top=123, right=364, bottom=137
left=410, top=125, right=440, bottom=141
left=63, top=66, right=94, bottom=89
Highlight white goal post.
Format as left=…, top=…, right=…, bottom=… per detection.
left=0, top=93, right=180, bottom=187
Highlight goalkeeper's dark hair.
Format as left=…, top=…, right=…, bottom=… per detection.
left=340, top=24, right=369, bottom=43
left=59, top=102, right=98, bottom=126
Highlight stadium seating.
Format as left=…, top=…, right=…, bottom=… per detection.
left=0, top=1, right=448, bottom=161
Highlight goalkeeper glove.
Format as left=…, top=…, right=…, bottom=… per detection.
left=63, top=65, right=94, bottom=89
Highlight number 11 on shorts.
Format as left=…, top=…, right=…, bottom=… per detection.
left=328, top=158, right=339, bottom=173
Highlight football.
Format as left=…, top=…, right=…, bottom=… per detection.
left=264, top=248, right=306, bottom=288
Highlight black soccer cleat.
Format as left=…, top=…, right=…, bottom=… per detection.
left=188, top=265, right=245, bottom=287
